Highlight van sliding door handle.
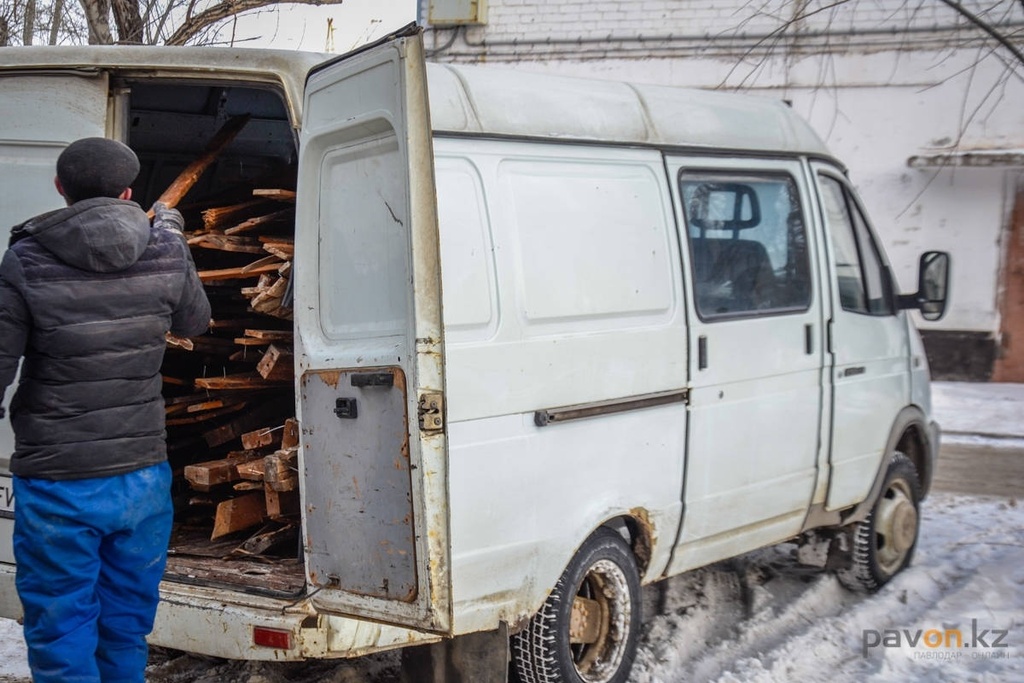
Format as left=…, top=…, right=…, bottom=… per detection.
left=698, top=336, right=708, bottom=370
left=843, top=366, right=866, bottom=378
left=805, top=324, right=813, bottom=354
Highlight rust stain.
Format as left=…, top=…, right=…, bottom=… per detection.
left=629, top=507, right=656, bottom=574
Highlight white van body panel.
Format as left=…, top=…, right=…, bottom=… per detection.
left=434, top=138, right=687, bottom=631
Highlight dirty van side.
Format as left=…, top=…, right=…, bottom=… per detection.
left=0, top=28, right=946, bottom=683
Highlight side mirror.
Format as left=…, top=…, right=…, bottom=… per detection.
left=899, top=251, right=950, bottom=321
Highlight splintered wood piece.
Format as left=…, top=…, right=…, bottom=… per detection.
left=211, top=493, right=267, bottom=540
left=258, top=236, right=294, bottom=246
left=262, top=244, right=294, bottom=261
left=186, top=399, right=230, bottom=414
left=198, top=261, right=283, bottom=283
left=241, top=424, right=284, bottom=451
left=236, top=522, right=298, bottom=556
left=189, top=233, right=266, bottom=254
left=183, top=453, right=260, bottom=491
left=224, top=209, right=295, bottom=236
left=194, top=373, right=291, bottom=390
left=243, top=329, right=293, bottom=341
left=264, top=447, right=298, bottom=492
left=282, top=418, right=299, bottom=450
left=236, top=459, right=266, bottom=481
left=233, top=481, right=264, bottom=492
left=200, top=200, right=269, bottom=230
left=278, top=262, right=292, bottom=278
left=165, top=333, right=194, bottom=351
left=148, top=114, right=252, bottom=216
left=252, top=188, right=297, bottom=202
left=257, top=345, right=294, bottom=382
left=264, top=487, right=300, bottom=520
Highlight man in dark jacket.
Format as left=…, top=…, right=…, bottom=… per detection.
left=0, top=138, right=211, bottom=683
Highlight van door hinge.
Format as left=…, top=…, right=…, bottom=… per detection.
left=418, top=393, right=445, bottom=433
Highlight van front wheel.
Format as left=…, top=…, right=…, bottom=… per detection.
left=511, top=528, right=641, bottom=683
left=838, top=452, right=921, bottom=592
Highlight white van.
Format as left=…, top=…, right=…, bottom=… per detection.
left=0, top=27, right=948, bottom=683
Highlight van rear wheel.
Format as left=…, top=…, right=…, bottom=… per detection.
left=511, top=528, right=641, bottom=683
left=838, top=452, right=921, bottom=592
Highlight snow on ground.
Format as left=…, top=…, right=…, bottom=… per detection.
left=1, top=491, right=1021, bottom=682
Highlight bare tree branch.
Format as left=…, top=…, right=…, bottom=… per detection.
left=49, top=0, right=65, bottom=44
left=22, top=0, right=36, bottom=44
left=937, top=0, right=1024, bottom=69
left=165, top=0, right=344, bottom=46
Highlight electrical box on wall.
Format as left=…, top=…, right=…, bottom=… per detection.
left=428, top=0, right=488, bottom=26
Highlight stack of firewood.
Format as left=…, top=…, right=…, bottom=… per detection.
left=154, top=115, right=301, bottom=553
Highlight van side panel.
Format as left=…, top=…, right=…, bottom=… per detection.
left=434, top=139, right=687, bottom=633
left=0, top=72, right=110, bottom=569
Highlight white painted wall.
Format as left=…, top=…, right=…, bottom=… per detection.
left=420, top=0, right=1024, bottom=335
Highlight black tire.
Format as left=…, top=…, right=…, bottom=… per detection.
left=837, top=452, right=922, bottom=592
left=511, top=528, right=642, bottom=683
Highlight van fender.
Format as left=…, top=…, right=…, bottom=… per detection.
left=840, top=405, right=935, bottom=527
left=801, top=404, right=936, bottom=533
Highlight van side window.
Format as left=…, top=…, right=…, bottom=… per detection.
left=680, top=172, right=811, bottom=319
left=818, top=175, right=894, bottom=316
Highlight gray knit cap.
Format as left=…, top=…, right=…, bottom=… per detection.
left=56, top=138, right=140, bottom=203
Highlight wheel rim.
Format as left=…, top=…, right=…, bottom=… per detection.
left=567, top=558, right=633, bottom=683
left=873, top=478, right=918, bottom=575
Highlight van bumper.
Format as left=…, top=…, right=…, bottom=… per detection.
left=151, top=581, right=440, bottom=661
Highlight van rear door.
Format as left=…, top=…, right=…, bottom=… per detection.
left=293, top=29, right=450, bottom=633
left=0, top=69, right=110, bottom=566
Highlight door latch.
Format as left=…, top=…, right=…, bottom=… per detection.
left=334, top=397, right=358, bottom=419
left=418, top=393, right=444, bottom=433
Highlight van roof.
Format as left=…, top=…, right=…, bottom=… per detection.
left=0, top=45, right=831, bottom=157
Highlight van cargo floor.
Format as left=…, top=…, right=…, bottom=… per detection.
left=165, top=526, right=306, bottom=596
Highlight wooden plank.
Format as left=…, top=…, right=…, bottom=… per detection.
left=257, top=345, right=294, bottom=382
left=183, top=453, right=260, bottom=491
left=232, top=337, right=273, bottom=347
left=198, top=261, right=283, bottom=283
left=201, top=395, right=293, bottom=448
left=264, top=447, right=298, bottom=492
left=243, top=329, right=293, bottom=341
left=252, top=188, right=297, bottom=202
left=166, top=401, right=247, bottom=426
left=240, top=254, right=284, bottom=275
left=189, top=233, right=266, bottom=254
left=148, top=114, right=251, bottom=217
left=211, top=493, right=267, bottom=540
left=264, top=487, right=300, bottom=520
left=241, top=424, right=284, bottom=451
left=193, top=373, right=290, bottom=390
left=262, top=244, right=294, bottom=260
left=236, top=459, right=266, bottom=481
left=224, top=209, right=294, bottom=236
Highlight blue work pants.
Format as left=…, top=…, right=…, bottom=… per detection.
left=12, top=462, right=173, bottom=683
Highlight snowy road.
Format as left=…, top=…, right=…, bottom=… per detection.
left=2, top=490, right=1021, bottom=683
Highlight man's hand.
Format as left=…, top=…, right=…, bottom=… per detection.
left=152, top=202, right=185, bottom=233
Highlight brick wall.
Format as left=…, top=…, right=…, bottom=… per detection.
left=420, top=0, right=1024, bottom=62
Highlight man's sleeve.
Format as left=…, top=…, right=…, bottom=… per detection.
left=170, top=241, right=211, bottom=338
left=0, top=250, right=31, bottom=414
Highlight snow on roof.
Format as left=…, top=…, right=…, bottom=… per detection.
left=0, top=45, right=831, bottom=157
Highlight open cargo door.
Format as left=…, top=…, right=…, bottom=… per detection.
left=293, top=28, right=450, bottom=633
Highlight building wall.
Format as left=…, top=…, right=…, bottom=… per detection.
left=420, top=0, right=1024, bottom=379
